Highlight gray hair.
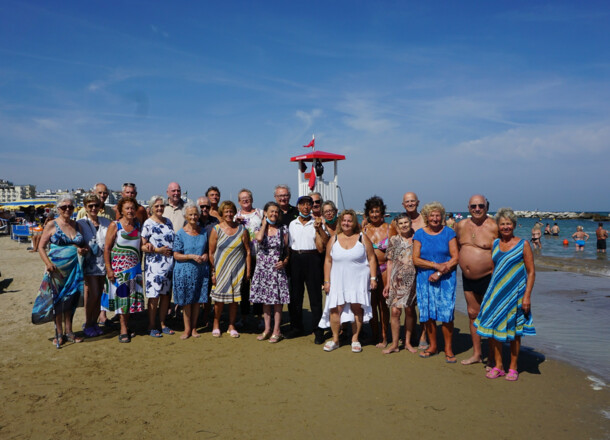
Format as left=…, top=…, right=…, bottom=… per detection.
left=495, top=207, right=517, bottom=226
left=182, top=201, right=200, bottom=216
left=321, top=200, right=337, bottom=212
left=274, top=184, right=291, bottom=197
left=421, top=201, right=446, bottom=225
left=238, top=188, right=253, bottom=201
left=56, top=193, right=75, bottom=206
left=148, top=195, right=165, bottom=212
left=122, top=182, right=137, bottom=191
left=308, top=191, right=322, bottom=201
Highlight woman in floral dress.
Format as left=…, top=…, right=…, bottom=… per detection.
left=250, top=202, right=290, bottom=343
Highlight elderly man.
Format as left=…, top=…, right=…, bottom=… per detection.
left=197, top=196, right=219, bottom=235
left=287, top=195, right=329, bottom=343
left=114, top=183, right=148, bottom=224
left=206, top=186, right=222, bottom=221
left=163, top=182, right=185, bottom=231
left=76, top=183, right=114, bottom=220
left=275, top=184, right=299, bottom=228
left=455, top=194, right=498, bottom=366
left=309, top=192, right=323, bottom=218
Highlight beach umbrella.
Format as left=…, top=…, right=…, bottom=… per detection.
left=0, top=199, right=56, bottom=211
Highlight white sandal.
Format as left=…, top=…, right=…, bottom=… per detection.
left=323, top=340, right=340, bottom=352
left=351, top=341, right=362, bottom=353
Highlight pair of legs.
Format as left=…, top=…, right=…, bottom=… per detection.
left=328, top=303, right=363, bottom=345
left=148, top=294, right=171, bottom=332
left=181, top=303, right=202, bottom=339
left=84, top=275, right=104, bottom=328
left=289, top=252, right=323, bottom=339
left=261, top=304, right=283, bottom=337
left=488, top=336, right=520, bottom=372
left=370, top=270, right=389, bottom=348
left=462, top=290, right=485, bottom=365
left=383, top=305, right=417, bottom=354
left=53, top=310, right=82, bottom=344
left=213, top=301, right=238, bottom=333
left=422, top=319, right=454, bottom=360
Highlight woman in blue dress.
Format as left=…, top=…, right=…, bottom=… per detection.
left=36, top=194, right=87, bottom=345
left=413, top=202, right=459, bottom=362
left=141, top=195, right=175, bottom=338
left=475, top=208, right=536, bottom=381
left=173, top=203, right=210, bottom=340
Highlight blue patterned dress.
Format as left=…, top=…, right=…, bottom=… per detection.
left=172, top=228, right=209, bottom=305
left=32, top=222, right=84, bottom=323
left=414, top=227, right=457, bottom=323
left=474, top=239, right=536, bottom=341
left=142, top=217, right=175, bottom=298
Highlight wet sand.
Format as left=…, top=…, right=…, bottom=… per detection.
left=1, top=235, right=609, bottom=439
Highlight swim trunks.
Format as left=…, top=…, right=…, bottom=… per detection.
left=597, top=239, right=606, bottom=250
left=575, top=240, right=585, bottom=247
left=552, top=233, right=559, bottom=236
left=462, top=273, right=492, bottom=296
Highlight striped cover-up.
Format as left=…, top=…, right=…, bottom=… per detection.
left=211, top=224, right=246, bottom=303
left=474, top=239, right=535, bottom=341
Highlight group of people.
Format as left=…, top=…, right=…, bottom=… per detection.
left=535, top=220, right=608, bottom=253
left=34, top=182, right=537, bottom=381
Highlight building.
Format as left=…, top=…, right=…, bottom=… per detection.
left=0, top=180, right=37, bottom=203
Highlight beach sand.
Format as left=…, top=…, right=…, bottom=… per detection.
left=1, top=235, right=609, bottom=439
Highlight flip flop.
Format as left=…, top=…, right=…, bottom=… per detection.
left=486, top=367, right=506, bottom=379
left=161, top=327, right=175, bottom=335
left=419, top=350, right=438, bottom=359
left=227, top=329, right=240, bottom=338
left=257, top=332, right=271, bottom=341
left=118, top=334, right=130, bottom=343
left=418, top=341, right=430, bottom=350
left=506, top=369, right=519, bottom=381
left=445, top=355, right=457, bottom=364
left=269, top=334, right=283, bottom=344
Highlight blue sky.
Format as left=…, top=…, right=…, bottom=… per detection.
left=1, top=1, right=609, bottom=211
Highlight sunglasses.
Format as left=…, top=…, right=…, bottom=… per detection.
left=123, top=182, right=136, bottom=187
left=200, top=205, right=211, bottom=209
left=58, top=205, right=75, bottom=211
left=312, top=200, right=321, bottom=205
left=470, top=204, right=486, bottom=210
left=87, top=204, right=99, bottom=209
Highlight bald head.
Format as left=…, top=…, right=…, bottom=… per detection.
left=197, top=196, right=211, bottom=218
left=167, top=182, right=182, bottom=207
left=468, top=194, right=489, bottom=219
left=402, top=192, right=419, bottom=214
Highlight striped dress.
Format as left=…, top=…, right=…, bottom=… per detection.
left=474, top=238, right=535, bottom=341
left=211, top=224, right=246, bottom=303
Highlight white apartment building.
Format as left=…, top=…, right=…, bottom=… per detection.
left=0, top=180, right=36, bottom=203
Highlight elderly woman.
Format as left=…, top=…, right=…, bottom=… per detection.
left=172, top=202, right=209, bottom=339
left=209, top=200, right=251, bottom=338
left=474, top=208, right=536, bottom=381
left=35, top=194, right=86, bottom=345
left=321, top=201, right=339, bottom=236
left=412, top=201, right=459, bottom=362
left=141, top=195, right=176, bottom=337
left=76, top=194, right=111, bottom=338
left=250, top=202, right=290, bottom=343
left=104, top=196, right=144, bottom=343
left=320, top=209, right=376, bottom=352
left=571, top=226, right=589, bottom=251
left=362, top=195, right=390, bottom=348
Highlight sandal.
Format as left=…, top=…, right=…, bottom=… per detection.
left=52, top=335, right=65, bottom=346
left=118, top=333, right=131, bottom=343
left=212, top=328, right=221, bottom=338
left=257, top=332, right=271, bottom=341
left=351, top=341, right=362, bottom=353
left=323, top=340, right=340, bottom=352
left=419, top=350, right=438, bottom=359
left=149, top=329, right=163, bottom=338
left=486, top=367, right=506, bottom=379
left=269, top=334, right=283, bottom=344
left=227, top=329, right=240, bottom=338
left=506, top=369, right=519, bottom=381
left=84, top=326, right=98, bottom=338
left=161, top=327, right=175, bottom=335
left=65, top=332, right=83, bottom=343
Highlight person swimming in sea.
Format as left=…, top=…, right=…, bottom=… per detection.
left=530, top=226, right=542, bottom=250
left=571, top=226, right=589, bottom=252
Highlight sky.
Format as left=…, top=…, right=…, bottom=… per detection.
left=0, top=1, right=609, bottom=212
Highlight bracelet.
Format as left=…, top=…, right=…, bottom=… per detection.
left=371, top=277, right=377, bottom=281
left=324, top=280, right=330, bottom=284
left=436, top=271, right=442, bottom=277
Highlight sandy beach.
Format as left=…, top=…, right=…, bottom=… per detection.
left=0, top=235, right=609, bottom=439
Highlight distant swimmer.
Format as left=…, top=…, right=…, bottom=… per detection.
left=551, top=223, right=560, bottom=236
left=446, top=213, right=456, bottom=229
left=530, top=226, right=542, bottom=250
left=544, top=223, right=551, bottom=235
left=571, top=226, right=589, bottom=252
left=596, top=223, right=608, bottom=254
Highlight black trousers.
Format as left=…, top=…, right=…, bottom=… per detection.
left=241, top=257, right=262, bottom=316
left=289, top=252, right=323, bottom=335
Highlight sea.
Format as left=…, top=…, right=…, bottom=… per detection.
left=368, top=212, right=610, bottom=384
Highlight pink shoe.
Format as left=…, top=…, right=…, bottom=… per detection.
left=506, top=369, right=519, bottom=381
left=485, top=367, right=506, bottom=379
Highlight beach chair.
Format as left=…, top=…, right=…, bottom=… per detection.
left=12, top=224, right=31, bottom=243
left=0, top=218, right=8, bottom=235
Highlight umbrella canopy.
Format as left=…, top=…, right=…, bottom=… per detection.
left=0, top=199, right=57, bottom=211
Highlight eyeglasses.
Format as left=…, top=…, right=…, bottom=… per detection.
left=86, top=204, right=99, bottom=209
left=58, top=205, right=75, bottom=211
left=312, top=200, right=321, bottom=205
left=200, top=205, right=211, bottom=209
left=239, top=198, right=252, bottom=203
left=470, top=204, right=486, bottom=210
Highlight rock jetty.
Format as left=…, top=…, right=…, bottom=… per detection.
left=514, top=211, right=610, bottom=221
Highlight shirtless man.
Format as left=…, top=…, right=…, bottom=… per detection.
left=596, top=223, right=608, bottom=253
left=206, top=186, right=222, bottom=221
left=455, top=194, right=498, bottom=366
left=390, top=192, right=425, bottom=236
left=551, top=223, right=560, bottom=236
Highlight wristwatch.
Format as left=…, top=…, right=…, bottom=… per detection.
left=436, top=271, right=442, bottom=277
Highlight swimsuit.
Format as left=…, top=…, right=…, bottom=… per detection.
left=462, top=273, right=492, bottom=296
left=575, top=240, right=585, bottom=247
left=371, top=233, right=389, bottom=273
left=597, top=239, right=607, bottom=250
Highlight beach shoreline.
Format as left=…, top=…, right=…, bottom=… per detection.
left=0, top=235, right=609, bottom=439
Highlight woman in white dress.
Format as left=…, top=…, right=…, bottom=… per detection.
left=76, top=194, right=111, bottom=338
left=320, top=209, right=377, bottom=352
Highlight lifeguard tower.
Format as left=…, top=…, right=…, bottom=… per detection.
left=290, top=147, right=346, bottom=208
